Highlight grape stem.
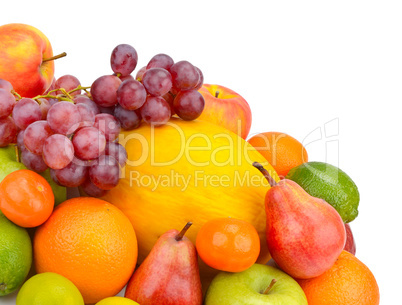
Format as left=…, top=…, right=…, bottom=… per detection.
left=14, top=145, right=20, bottom=163
left=69, top=85, right=91, bottom=95
left=31, top=85, right=91, bottom=104
left=11, top=90, right=22, bottom=101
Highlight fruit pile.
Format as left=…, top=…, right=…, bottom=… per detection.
left=0, top=23, right=380, bottom=305
left=0, top=25, right=205, bottom=199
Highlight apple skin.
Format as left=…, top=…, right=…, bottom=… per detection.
left=204, top=263, right=307, bottom=305
left=344, top=223, right=356, bottom=255
left=198, top=84, right=252, bottom=139
left=0, top=145, right=66, bottom=205
left=0, top=23, right=54, bottom=98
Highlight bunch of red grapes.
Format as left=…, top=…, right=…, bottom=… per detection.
left=0, top=43, right=205, bottom=197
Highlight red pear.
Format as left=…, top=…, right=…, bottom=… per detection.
left=253, top=162, right=346, bottom=279
left=125, top=222, right=203, bottom=305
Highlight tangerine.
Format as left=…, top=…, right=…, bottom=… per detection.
left=247, top=131, right=308, bottom=177
left=0, top=169, right=54, bottom=227
left=297, top=250, right=380, bottom=305
left=195, top=217, right=260, bottom=272
left=34, top=197, right=138, bottom=304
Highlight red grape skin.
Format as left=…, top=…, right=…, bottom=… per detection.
left=0, top=79, right=13, bottom=92
left=21, top=149, right=48, bottom=173
left=0, top=88, right=16, bottom=119
left=52, top=160, right=88, bottom=187
left=114, top=105, right=142, bottom=130
left=55, top=74, right=81, bottom=96
left=111, top=44, right=138, bottom=77
left=42, top=134, right=75, bottom=170
left=77, top=103, right=96, bottom=128
left=118, top=74, right=135, bottom=82
left=98, top=106, right=116, bottom=115
left=80, top=179, right=108, bottom=198
left=16, top=130, right=25, bottom=150
left=193, top=66, right=204, bottom=90
left=142, top=68, right=172, bottom=97
left=37, top=98, right=52, bottom=120
left=12, top=98, right=42, bottom=129
left=117, top=79, right=147, bottom=110
left=73, top=95, right=100, bottom=115
left=94, top=113, right=121, bottom=142
left=173, top=90, right=205, bottom=121
left=140, top=96, right=171, bottom=126
left=0, top=117, right=18, bottom=147
left=23, top=120, right=54, bottom=154
left=72, top=126, right=106, bottom=161
left=162, top=91, right=176, bottom=116
left=104, top=142, right=128, bottom=167
left=47, top=101, right=82, bottom=135
left=170, top=61, right=200, bottom=90
left=146, top=53, right=174, bottom=71
left=90, top=75, right=122, bottom=107
left=89, top=155, right=120, bottom=190
left=135, top=66, right=147, bottom=82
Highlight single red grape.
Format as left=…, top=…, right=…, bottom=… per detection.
left=140, top=96, right=171, bottom=126
left=110, top=44, right=138, bottom=76
left=173, top=90, right=205, bottom=121
left=142, top=68, right=172, bottom=97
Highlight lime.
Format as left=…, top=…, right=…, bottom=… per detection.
left=16, top=272, right=84, bottom=305
left=286, top=161, right=359, bottom=223
left=0, top=212, right=32, bottom=296
left=96, top=296, right=140, bottom=305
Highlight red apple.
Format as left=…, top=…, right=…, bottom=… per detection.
left=344, top=223, right=356, bottom=255
left=0, top=23, right=58, bottom=98
left=198, top=84, right=252, bottom=139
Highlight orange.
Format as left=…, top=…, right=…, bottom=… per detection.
left=0, top=169, right=54, bottom=227
left=34, top=197, right=138, bottom=304
left=247, top=131, right=308, bottom=177
left=195, top=217, right=260, bottom=272
left=297, top=250, right=380, bottom=305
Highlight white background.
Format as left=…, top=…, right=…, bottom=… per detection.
left=2, top=0, right=401, bottom=304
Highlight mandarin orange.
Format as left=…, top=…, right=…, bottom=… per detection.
left=195, top=217, right=260, bottom=273
left=247, top=131, right=308, bottom=177
left=297, top=250, right=380, bottom=305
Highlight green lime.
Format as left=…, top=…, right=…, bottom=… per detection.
left=16, top=272, right=84, bottom=305
left=96, top=296, right=140, bottom=305
left=286, top=161, right=359, bottom=223
left=0, top=212, right=32, bottom=296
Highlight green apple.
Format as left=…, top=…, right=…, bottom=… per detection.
left=204, top=264, right=307, bottom=305
left=0, top=145, right=66, bottom=205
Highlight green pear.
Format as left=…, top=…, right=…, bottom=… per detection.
left=0, top=145, right=66, bottom=205
left=204, top=264, right=307, bottom=305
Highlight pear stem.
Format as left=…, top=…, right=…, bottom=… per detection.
left=175, top=222, right=192, bottom=241
left=215, top=90, right=220, bottom=98
left=252, top=162, right=277, bottom=187
left=42, top=52, right=67, bottom=63
left=263, top=279, right=277, bottom=294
